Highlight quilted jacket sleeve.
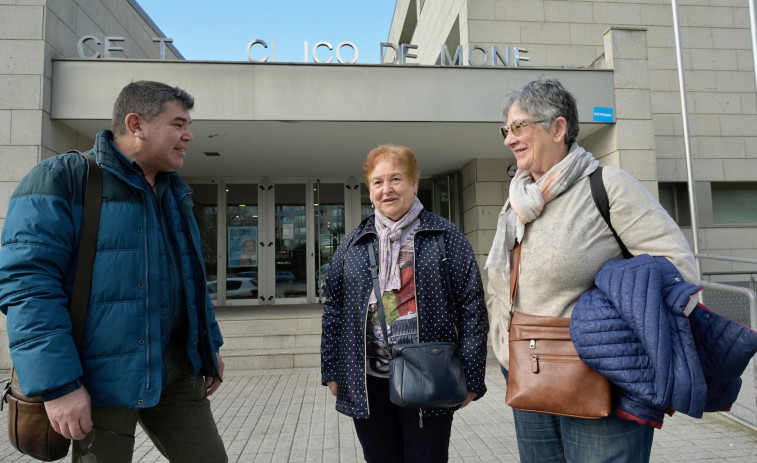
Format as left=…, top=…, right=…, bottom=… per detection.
left=0, top=158, right=85, bottom=398
left=444, top=223, right=489, bottom=399
left=320, top=226, right=358, bottom=385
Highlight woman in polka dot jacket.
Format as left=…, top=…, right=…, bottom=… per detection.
left=321, top=144, right=489, bottom=463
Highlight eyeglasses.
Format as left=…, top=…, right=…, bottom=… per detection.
left=499, top=119, right=545, bottom=139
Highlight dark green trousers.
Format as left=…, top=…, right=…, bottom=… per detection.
left=72, top=338, right=227, bottom=463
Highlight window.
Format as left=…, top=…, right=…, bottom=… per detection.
left=711, top=183, right=757, bottom=224
left=658, top=182, right=691, bottom=226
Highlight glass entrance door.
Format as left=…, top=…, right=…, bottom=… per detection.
left=225, top=183, right=259, bottom=303
left=273, top=183, right=307, bottom=302
left=189, top=178, right=362, bottom=306
left=314, top=182, right=346, bottom=300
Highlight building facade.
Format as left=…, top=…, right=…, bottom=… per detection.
left=1, top=0, right=756, bottom=370
left=387, top=0, right=757, bottom=273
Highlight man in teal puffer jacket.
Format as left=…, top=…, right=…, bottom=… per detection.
left=0, top=81, right=227, bottom=462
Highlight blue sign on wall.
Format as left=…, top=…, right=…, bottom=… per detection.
left=593, top=107, right=614, bottom=122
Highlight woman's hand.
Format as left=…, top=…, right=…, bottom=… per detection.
left=327, top=381, right=338, bottom=396
left=458, top=391, right=478, bottom=409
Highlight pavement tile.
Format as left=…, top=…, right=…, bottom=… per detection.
left=1, top=365, right=756, bottom=462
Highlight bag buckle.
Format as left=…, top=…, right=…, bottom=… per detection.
left=1, top=379, right=11, bottom=411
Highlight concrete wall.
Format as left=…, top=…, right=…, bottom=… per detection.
left=0, top=0, right=178, bottom=370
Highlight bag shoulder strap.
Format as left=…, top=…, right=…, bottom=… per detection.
left=69, top=151, right=103, bottom=352
left=367, top=240, right=392, bottom=357
left=368, top=232, right=457, bottom=351
left=589, top=167, right=633, bottom=259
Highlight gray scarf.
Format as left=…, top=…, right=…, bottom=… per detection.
left=485, top=143, right=599, bottom=274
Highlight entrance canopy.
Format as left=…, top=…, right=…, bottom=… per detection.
left=51, top=60, right=615, bottom=178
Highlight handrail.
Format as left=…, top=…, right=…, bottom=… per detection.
left=695, top=254, right=757, bottom=266
left=697, top=280, right=757, bottom=332
left=703, top=271, right=757, bottom=276
left=695, top=254, right=757, bottom=329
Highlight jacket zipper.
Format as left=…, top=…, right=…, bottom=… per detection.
left=363, top=232, right=378, bottom=417
left=143, top=194, right=152, bottom=391
left=410, top=227, right=444, bottom=428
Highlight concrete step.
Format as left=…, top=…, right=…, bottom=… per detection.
left=216, top=316, right=322, bottom=334
left=213, top=305, right=324, bottom=371
left=221, top=330, right=321, bottom=351
left=220, top=347, right=321, bottom=370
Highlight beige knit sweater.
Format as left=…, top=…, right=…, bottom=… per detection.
left=486, top=166, right=698, bottom=370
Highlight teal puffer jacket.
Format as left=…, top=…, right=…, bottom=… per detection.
left=0, top=130, right=223, bottom=408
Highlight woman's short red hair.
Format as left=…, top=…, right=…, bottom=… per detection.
left=363, top=144, right=421, bottom=185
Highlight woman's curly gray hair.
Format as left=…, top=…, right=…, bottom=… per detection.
left=501, top=77, right=579, bottom=146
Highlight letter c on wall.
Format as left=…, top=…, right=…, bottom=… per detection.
left=77, top=35, right=102, bottom=59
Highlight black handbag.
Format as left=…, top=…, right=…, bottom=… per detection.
left=2, top=151, right=102, bottom=461
left=368, top=235, right=467, bottom=409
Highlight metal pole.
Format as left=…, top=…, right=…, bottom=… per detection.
left=671, top=0, right=703, bottom=281
left=749, top=0, right=757, bottom=98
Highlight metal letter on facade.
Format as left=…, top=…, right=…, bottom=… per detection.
left=103, top=37, right=125, bottom=58
left=440, top=44, right=463, bottom=66
left=336, top=41, right=358, bottom=64
left=400, top=43, right=418, bottom=65
left=467, top=45, right=488, bottom=66
left=513, top=47, right=530, bottom=67
left=491, top=46, right=509, bottom=66
left=77, top=35, right=101, bottom=59
left=380, top=42, right=398, bottom=64
left=247, top=39, right=269, bottom=62
left=313, top=41, right=334, bottom=64
left=152, top=37, right=173, bottom=60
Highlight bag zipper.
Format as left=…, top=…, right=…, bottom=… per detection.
left=530, top=354, right=583, bottom=373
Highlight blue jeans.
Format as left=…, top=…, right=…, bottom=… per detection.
left=502, top=366, right=653, bottom=463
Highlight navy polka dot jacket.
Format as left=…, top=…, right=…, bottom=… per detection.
left=321, top=210, right=489, bottom=419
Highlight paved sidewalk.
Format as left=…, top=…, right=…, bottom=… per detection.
left=2, top=363, right=757, bottom=462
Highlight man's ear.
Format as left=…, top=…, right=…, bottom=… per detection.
left=553, top=116, right=568, bottom=144
left=124, top=113, right=144, bottom=139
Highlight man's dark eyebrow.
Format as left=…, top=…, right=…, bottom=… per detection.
left=173, top=116, right=191, bottom=124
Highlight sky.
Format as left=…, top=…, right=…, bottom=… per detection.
left=135, top=1, right=398, bottom=64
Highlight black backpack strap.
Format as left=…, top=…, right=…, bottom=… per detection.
left=589, top=167, right=633, bottom=259
left=69, top=151, right=103, bottom=352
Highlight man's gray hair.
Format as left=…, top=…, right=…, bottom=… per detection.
left=112, top=81, right=194, bottom=136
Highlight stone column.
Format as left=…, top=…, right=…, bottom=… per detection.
left=595, top=26, right=659, bottom=197
left=460, top=158, right=507, bottom=286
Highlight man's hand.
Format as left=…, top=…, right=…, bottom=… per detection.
left=458, top=391, right=477, bottom=409
left=44, top=386, right=92, bottom=440
left=327, top=381, right=338, bottom=396
left=205, top=352, right=225, bottom=396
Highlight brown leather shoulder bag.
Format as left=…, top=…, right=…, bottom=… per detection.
left=503, top=242, right=612, bottom=419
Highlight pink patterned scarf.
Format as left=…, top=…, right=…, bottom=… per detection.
left=370, top=197, right=424, bottom=304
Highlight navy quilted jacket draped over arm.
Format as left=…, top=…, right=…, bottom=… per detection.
left=571, top=254, right=757, bottom=428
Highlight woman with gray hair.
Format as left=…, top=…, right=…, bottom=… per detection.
left=486, top=77, right=697, bottom=462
